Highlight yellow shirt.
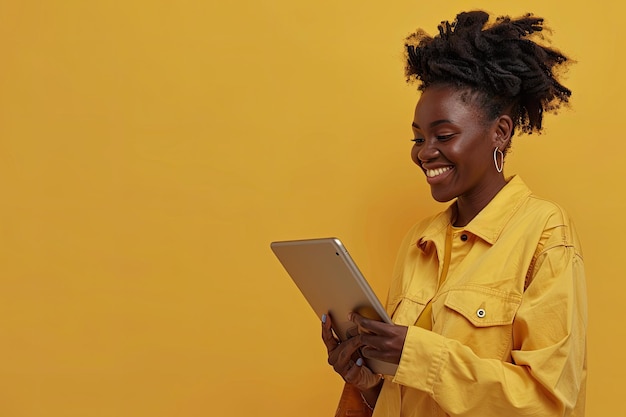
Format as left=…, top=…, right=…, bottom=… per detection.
left=373, top=176, right=587, bottom=417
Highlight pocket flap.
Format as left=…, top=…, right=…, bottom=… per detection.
left=444, top=286, right=521, bottom=327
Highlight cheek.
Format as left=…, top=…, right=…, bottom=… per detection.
left=449, top=136, right=489, bottom=165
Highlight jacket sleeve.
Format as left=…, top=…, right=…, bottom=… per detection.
left=391, top=227, right=588, bottom=416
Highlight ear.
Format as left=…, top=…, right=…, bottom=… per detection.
left=491, top=115, right=514, bottom=150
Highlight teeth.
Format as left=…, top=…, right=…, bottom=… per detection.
left=426, top=166, right=452, bottom=178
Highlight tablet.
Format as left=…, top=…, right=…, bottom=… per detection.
left=270, top=237, right=397, bottom=376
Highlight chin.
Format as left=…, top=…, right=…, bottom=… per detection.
left=430, top=189, right=456, bottom=203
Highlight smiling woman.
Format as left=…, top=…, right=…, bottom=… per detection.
left=321, top=10, right=587, bottom=417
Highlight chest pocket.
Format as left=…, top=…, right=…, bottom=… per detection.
left=434, top=286, right=522, bottom=360
left=388, top=296, right=427, bottom=327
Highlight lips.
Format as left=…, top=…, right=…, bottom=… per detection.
left=425, top=166, right=453, bottom=178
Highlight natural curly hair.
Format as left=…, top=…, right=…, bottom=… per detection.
left=405, top=11, right=572, bottom=137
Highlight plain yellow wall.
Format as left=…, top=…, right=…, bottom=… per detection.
left=0, top=0, right=623, bottom=415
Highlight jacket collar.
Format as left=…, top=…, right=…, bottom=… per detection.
left=417, top=175, right=532, bottom=247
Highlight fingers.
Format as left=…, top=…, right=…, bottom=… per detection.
left=349, top=312, right=409, bottom=365
left=359, top=335, right=386, bottom=361
left=321, top=313, right=363, bottom=372
left=321, top=313, right=339, bottom=353
left=343, top=358, right=370, bottom=386
left=329, top=333, right=363, bottom=372
left=349, top=312, right=389, bottom=335
left=343, top=357, right=384, bottom=391
left=343, top=357, right=366, bottom=385
left=321, top=312, right=385, bottom=389
left=321, top=313, right=365, bottom=359
left=359, top=327, right=409, bottom=365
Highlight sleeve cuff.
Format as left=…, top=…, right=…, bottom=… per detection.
left=392, top=325, right=447, bottom=393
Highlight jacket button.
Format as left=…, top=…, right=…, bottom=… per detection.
left=460, top=234, right=468, bottom=241
left=476, top=308, right=486, bottom=318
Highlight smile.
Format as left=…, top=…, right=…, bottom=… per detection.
left=426, top=166, right=453, bottom=178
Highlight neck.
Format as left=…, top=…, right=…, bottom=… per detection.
left=453, top=176, right=507, bottom=227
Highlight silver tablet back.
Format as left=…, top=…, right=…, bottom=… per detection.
left=271, top=237, right=397, bottom=376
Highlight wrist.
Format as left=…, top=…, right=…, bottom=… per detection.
left=359, top=378, right=384, bottom=412
left=359, top=373, right=384, bottom=391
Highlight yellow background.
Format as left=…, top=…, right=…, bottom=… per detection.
left=0, top=0, right=621, bottom=415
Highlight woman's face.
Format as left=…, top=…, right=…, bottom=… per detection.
left=410, top=85, right=504, bottom=203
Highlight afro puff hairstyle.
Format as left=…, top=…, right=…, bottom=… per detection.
left=405, top=11, right=572, bottom=136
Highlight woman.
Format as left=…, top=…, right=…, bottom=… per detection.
left=321, top=11, right=587, bottom=417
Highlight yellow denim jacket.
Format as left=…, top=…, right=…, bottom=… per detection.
left=373, top=176, right=587, bottom=417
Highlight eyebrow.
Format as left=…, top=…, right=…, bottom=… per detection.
left=412, top=119, right=453, bottom=129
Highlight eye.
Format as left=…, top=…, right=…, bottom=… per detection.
left=436, top=134, right=455, bottom=141
left=411, top=138, right=424, bottom=145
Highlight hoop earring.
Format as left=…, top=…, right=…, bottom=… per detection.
left=493, top=147, right=504, bottom=173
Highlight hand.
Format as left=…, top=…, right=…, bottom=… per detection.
left=321, top=313, right=382, bottom=391
left=349, top=312, right=408, bottom=365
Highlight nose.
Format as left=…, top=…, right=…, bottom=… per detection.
left=412, top=138, right=440, bottom=165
